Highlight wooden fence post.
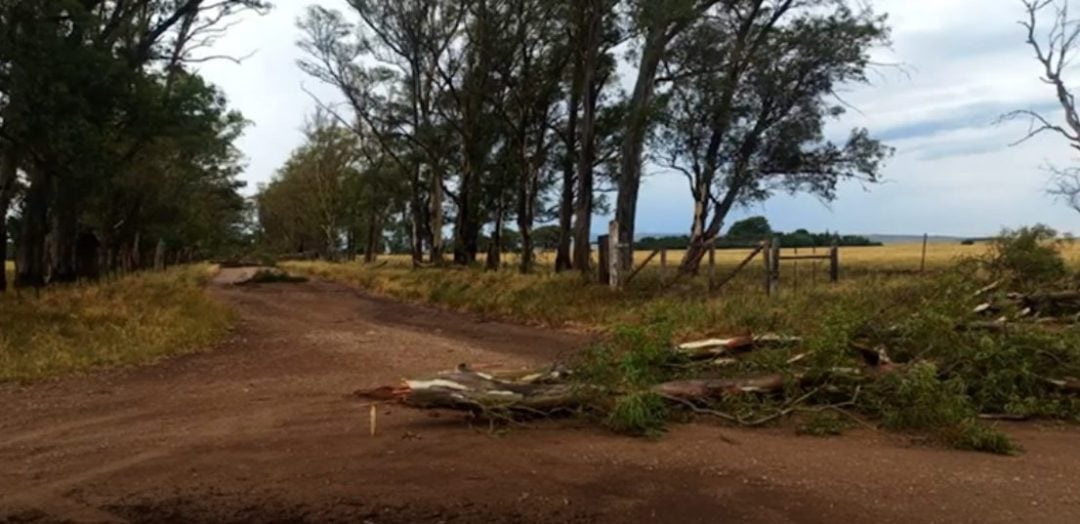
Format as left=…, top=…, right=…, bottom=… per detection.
left=763, top=237, right=773, bottom=296
left=920, top=233, right=929, bottom=274
left=707, top=242, right=716, bottom=291
left=660, top=247, right=668, bottom=285
left=608, top=220, right=621, bottom=290
left=829, top=240, right=840, bottom=283
left=768, top=235, right=781, bottom=296
left=793, top=245, right=799, bottom=293
left=598, top=235, right=610, bottom=286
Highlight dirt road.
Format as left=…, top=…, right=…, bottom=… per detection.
left=2, top=269, right=1079, bottom=523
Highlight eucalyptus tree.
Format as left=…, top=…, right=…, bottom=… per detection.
left=298, top=1, right=465, bottom=265
left=613, top=0, right=728, bottom=272
left=654, top=1, right=892, bottom=273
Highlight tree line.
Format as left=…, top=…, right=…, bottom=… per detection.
left=636, top=216, right=881, bottom=251
left=0, top=1, right=266, bottom=291
left=256, top=0, right=892, bottom=276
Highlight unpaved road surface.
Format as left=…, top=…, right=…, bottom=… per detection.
left=2, top=269, right=1079, bottom=523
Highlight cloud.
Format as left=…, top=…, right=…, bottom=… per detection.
left=199, top=0, right=1080, bottom=237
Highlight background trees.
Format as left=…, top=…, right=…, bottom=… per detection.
left=255, top=115, right=408, bottom=261
left=0, top=0, right=266, bottom=290
left=285, top=0, right=890, bottom=277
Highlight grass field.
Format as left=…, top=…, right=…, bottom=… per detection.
left=284, top=242, right=1049, bottom=335
left=353, top=242, right=1080, bottom=274
left=0, top=265, right=232, bottom=382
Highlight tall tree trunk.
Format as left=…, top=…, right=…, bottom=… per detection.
left=131, top=231, right=142, bottom=270
left=49, top=199, right=79, bottom=284
left=518, top=167, right=537, bottom=275
left=76, top=230, right=101, bottom=280
left=0, top=210, right=7, bottom=293
left=615, top=27, right=668, bottom=274
left=364, top=210, right=381, bottom=264
left=0, top=147, right=17, bottom=292
left=430, top=166, right=445, bottom=264
left=154, top=238, right=166, bottom=271
left=572, top=1, right=603, bottom=275
left=410, top=193, right=424, bottom=267
left=555, top=45, right=584, bottom=273
left=16, top=167, right=49, bottom=289
left=486, top=204, right=504, bottom=271
left=346, top=227, right=357, bottom=262
left=454, top=149, right=483, bottom=266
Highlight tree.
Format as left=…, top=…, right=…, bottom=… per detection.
left=655, top=1, right=891, bottom=273
left=727, top=216, right=772, bottom=239
left=298, top=2, right=465, bottom=265
left=0, top=0, right=268, bottom=289
left=1006, top=0, right=1080, bottom=213
left=569, top=0, right=622, bottom=275
left=613, top=0, right=726, bottom=274
left=257, top=114, right=409, bottom=262
left=532, top=225, right=563, bottom=251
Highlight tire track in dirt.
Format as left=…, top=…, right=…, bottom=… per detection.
left=1, top=268, right=1079, bottom=523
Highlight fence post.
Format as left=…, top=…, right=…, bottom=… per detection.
left=608, top=220, right=621, bottom=290
left=763, top=237, right=773, bottom=296
left=660, top=247, right=668, bottom=285
left=598, top=235, right=610, bottom=285
left=768, top=235, right=781, bottom=296
left=707, top=242, right=716, bottom=291
left=829, top=240, right=840, bottom=283
left=920, top=233, right=929, bottom=274
left=793, top=245, right=799, bottom=293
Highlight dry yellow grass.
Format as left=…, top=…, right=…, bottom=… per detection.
left=359, top=242, right=1080, bottom=274
left=0, top=264, right=232, bottom=382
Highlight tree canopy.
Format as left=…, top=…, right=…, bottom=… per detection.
left=0, top=0, right=267, bottom=290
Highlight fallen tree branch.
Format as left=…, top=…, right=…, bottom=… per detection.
left=675, top=334, right=802, bottom=359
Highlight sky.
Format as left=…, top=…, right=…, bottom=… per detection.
left=198, top=0, right=1080, bottom=238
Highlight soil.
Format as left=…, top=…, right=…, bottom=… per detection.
left=1, top=268, right=1079, bottom=523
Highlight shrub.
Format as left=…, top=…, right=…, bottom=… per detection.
left=985, top=225, right=1069, bottom=287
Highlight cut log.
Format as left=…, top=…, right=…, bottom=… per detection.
left=355, top=366, right=591, bottom=413
left=675, top=334, right=802, bottom=359
left=652, top=375, right=788, bottom=398
left=1043, top=376, right=1080, bottom=394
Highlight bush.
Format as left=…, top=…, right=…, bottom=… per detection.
left=985, top=225, right=1070, bottom=287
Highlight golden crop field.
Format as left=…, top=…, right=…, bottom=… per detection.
left=358, top=242, right=1080, bottom=274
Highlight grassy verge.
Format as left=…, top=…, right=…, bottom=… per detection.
left=284, top=240, right=1080, bottom=454
left=0, top=265, right=233, bottom=382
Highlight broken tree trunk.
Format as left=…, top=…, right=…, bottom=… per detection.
left=356, top=366, right=587, bottom=414
left=674, top=334, right=802, bottom=360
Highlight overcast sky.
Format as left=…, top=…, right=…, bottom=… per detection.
left=198, top=0, right=1080, bottom=237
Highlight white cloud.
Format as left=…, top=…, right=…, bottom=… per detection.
left=200, top=0, right=1080, bottom=237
